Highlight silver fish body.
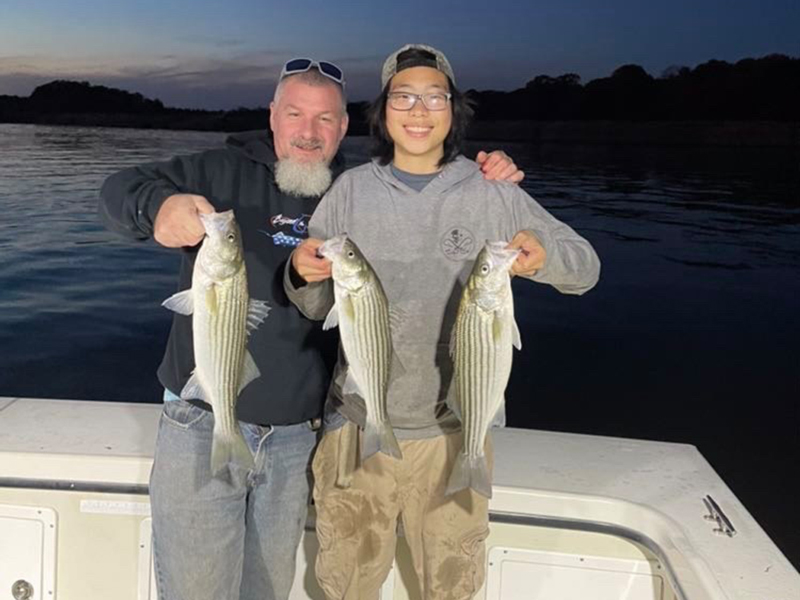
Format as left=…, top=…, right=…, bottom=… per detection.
left=320, top=234, right=402, bottom=461
left=162, top=210, right=270, bottom=476
left=447, top=241, right=521, bottom=498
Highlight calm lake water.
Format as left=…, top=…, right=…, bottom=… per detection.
left=0, top=123, right=798, bottom=566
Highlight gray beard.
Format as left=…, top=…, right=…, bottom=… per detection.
left=274, top=158, right=333, bottom=197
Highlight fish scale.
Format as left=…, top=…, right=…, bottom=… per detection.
left=447, top=241, right=520, bottom=498
left=201, top=273, right=248, bottom=443
left=460, top=305, right=505, bottom=456
left=163, top=210, right=270, bottom=477
left=354, top=284, right=390, bottom=423
left=320, top=234, right=402, bottom=461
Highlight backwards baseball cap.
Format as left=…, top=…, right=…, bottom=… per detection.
left=380, top=44, right=455, bottom=89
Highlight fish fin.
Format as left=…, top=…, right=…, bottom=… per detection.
left=493, top=313, right=503, bottom=343
left=445, top=452, right=470, bottom=496
left=180, top=372, right=209, bottom=403
left=237, top=350, right=261, bottom=395
left=490, top=400, right=507, bottom=428
left=322, top=303, right=339, bottom=330
left=388, top=306, right=407, bottom=336
left=341, top=369, right=363, bottom=398
left=205, top=285, right=218, bottom=315
left=388, top=350, right=406, bottom=383
left=246, top=299, right=271, bottom=334
left=445, top=452, right=493, bottom=499
left=492, top=313, right=522, bottom=350
left=340, top=294, right=355, bottom=322
left=445, top=379, right=462, bottom=420
left=361, top=419, right=403, bottom=461
left=211, top=427, right=254, bottom=477
left=162, top=290, right=194, bottom=315
left=447, top=394, right=463, bottom=421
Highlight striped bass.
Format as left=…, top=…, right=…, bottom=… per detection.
left=162, top=210, right=270, bottom=476
left=319, top=234, right=402, bottom=461
left=447, top=241, right=521, bottom=498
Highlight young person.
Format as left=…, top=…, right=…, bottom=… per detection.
left=288, top=44, right=601, bottom=600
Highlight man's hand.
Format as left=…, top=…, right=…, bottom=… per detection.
left=154, top=194, right=215, bottom=248
left=476, top=150, right=524, bottom=183
left=508, top=230, right=546, bottom=277
left=292, top=238, right=332, bottom=283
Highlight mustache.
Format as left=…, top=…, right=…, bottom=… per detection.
left=291, top=138, right=323, bottom=150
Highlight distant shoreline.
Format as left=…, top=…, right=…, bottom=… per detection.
left=2, top=116, right=798, bottom=147
left=467, top=120, right=800, bottom=147
left=4, top=56, right=798, bottom=147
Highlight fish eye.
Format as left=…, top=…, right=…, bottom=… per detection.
left=227, top=233, right=236, bottom=243
left=480, top=264, right=490, bottom=275
left=347, top=250, right=355, bottom=258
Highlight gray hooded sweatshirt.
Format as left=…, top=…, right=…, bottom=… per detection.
left=285, top=156, right=600, bottom=439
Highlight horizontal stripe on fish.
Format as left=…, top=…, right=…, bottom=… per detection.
left=321, top=234, right=401, bottom=461
left=447, top=241, right=520, bottom=498
left=162, top=210, right=270, bottom=477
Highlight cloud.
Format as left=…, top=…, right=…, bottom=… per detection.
left=0, top=50, right=383, bottom=108
left=175, top=36, right=247, bottom=49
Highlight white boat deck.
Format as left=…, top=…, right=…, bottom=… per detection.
left=1, top=396, right=798, bottom=600
left=490, top=427, right=798, bottom=600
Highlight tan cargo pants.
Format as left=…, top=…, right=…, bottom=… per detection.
left=312, top=421, right=492, bottom=600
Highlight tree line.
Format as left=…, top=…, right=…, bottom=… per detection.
left=0, top=54, right=797, bottom=132
left=469, top=54, right=798, bottom=121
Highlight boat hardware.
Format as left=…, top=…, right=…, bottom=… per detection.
left=703, top=494, right=737, bottom=537
left=12, top=579, right=33, bottom=600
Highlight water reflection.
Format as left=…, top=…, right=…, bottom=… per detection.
left=0, top=126, right=797, bottom=392
left=0, top=124, right=798, bottom=565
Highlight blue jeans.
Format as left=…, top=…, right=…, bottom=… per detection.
left=150, top=394, right=319, bottom=600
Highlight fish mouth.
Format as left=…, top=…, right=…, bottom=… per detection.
left=200, top=210, right=235, bottom=234
left=319, top=234, right=348, bottom=259
left=485, top=241, right=521, bottom=271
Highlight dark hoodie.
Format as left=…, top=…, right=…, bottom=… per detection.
left=99, top=130, right=345, bottom=425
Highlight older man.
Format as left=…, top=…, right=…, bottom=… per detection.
left=99, top=58, right=521, bottom=600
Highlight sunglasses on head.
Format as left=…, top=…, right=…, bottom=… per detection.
left=280, top=58, right=345, bottom=86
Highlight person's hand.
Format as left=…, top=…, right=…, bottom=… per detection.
left=508, top=230, right=546, bottom=276
left=292, top=238, right=332, bottom=283
left=476, top=150, right=524, bottom=183
left=154, top=194, right=214, bottom=248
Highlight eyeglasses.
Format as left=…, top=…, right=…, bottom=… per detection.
left=280, top=58, right=345, bottom=86
left=387, top=92, right=452, bottom=111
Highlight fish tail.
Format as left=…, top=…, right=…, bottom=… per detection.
left=211, top=427, right=254, bottom=476
left=446, top=452, right=493, bottom=499
left=361, top=418, right=403, bottom=461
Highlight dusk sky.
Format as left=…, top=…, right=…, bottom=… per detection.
left=2, top=0, right=798, bottom=110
